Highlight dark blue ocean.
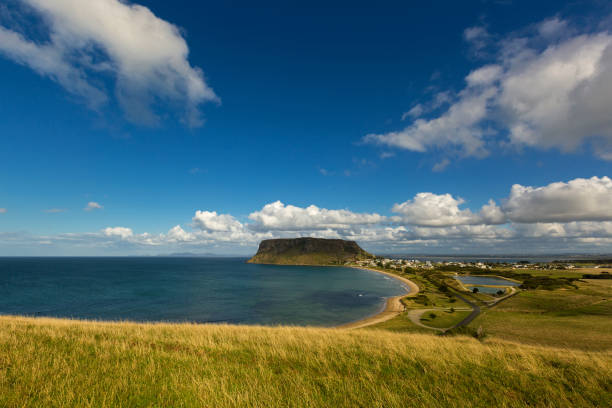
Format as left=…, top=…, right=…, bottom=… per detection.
left=0, top=257, right=407, bottom=327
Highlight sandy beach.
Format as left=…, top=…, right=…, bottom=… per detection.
left=338, top=267, right=420, bottom=329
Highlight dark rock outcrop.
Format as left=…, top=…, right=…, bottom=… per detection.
left=247, top=237, right=373, bottom=265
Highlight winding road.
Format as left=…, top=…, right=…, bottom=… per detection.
left=342, top=267, right=520, bottom=332
left=449, top=292, right=481, bottom=329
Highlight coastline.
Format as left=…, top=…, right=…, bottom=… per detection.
left=338, top=267, right=420, bottom=329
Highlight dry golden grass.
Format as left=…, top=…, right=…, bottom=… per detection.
left=0, top=315, right=610, bottom=407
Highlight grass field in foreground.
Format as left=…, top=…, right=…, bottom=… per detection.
left=1, top=316, right=611, bottom=407
left=420, top=309, right=472, bottom=329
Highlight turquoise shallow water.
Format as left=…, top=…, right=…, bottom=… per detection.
left=0, top=257, right=407, bottom=327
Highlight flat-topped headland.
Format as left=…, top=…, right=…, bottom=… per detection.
left=247, top=237, right=374, bottom=265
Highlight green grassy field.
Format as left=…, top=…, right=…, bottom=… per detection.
left=2, top=266, right=611, bottom=406
left=365, top=312, right=432, bottom=333
left=468, top=279, right=612, bottom=350
left=365, top=266, right=612, bottom=351
left=1, top=316, right=611, bottom=407
left=420, top=310, right=472, bottom=329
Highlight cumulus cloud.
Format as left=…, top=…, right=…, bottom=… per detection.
left=391, top=193, right=505, bottom=227
left=192, top=210, right=245, bottom=232
left=499, top=33, right=612, bottom=157
left=248, top=201, right=385, bottom=231
left=5, top=177, right=612, bottom=254
left=0, top=0, right=217, bottom=126
left=84, top=201, right=103, bottom=211
left=364, top=79, right=496, bottom=157
left=103, top=226, right=133, bottom=239
left=480, top=199, right=507, bottom=225
left=166, top=225, right=195, bottom=242
left=365, top=18, right=612, bottom=160
left=503, top=176, right=612, bottom=223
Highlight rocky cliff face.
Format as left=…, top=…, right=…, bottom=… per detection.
left=247, top=237, right=373, bottom=265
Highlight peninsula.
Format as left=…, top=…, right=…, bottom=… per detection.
left=247, top=237, right=374, bottom=265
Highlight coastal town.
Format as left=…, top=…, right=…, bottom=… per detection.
left=351, top=257, right=590, bottom=271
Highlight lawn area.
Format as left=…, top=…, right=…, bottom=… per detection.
left=0, top=316, right=611, bottom=407
left=366, top=311, right=432, bottom=333
left=469, top=279, right=612, bottom=350
left=490, top=267, right=612, bottom=279
left=401, top=285, right=472, bottom=309
left=420, top=310, right=472, bottom=329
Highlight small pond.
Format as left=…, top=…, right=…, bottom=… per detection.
left=454, top=275, right=520, bottom=287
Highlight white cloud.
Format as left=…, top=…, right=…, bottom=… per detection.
left=0, top=25, right=108, bottom=108
left=391, top=193, right=505, bottom=227
left=401, top=104, right=423, bottom=120
left=84, top=201, right=103, bottom=211
left=166, top=225, right=195, bottom=242
left=364, top=84, right=496, bottom=157
left=410, top=224, right=514, bottom=240
left=504, top=176, right=612, bottom=223
left=432, top=158, right=450, bottom=172
left=499, top=33, right=612, bottom=157
left=192, top=210, right=244, bottom=232
left=480, top=199, right=507, bottom=225
left=248, top=201, right=385, bottom=231
left=365, top=19, right=612, bottom=160
left=6, top=177, right=612, bottom=254
left=465, top=64, right=502, bottom=86
left=103, top=226, right=133, bottom=239
left=538, top=17, right=568, bottom=39
left=0, top=0, right=217, bottom=126
left=464, top=26, right=491, bottom=56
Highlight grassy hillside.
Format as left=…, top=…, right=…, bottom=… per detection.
left=361, top=264, right=612, bottom=351
left=1, top=316, right=611, bottom=407
left=468, top=278, right=612, bottom=349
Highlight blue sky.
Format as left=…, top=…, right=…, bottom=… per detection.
left=1, top=0, right=612, bottom=255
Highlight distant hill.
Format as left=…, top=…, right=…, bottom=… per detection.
left=247, top=237, right=374, bottom=265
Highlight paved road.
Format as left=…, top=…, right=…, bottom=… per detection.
left=407, top=287, right=519, bottom=332
left=448, top=292, right=481, bottom=330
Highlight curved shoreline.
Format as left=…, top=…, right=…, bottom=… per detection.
left=338, top=267, right=420, bottom=329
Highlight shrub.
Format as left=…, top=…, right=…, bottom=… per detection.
left=442, top=325, right=487, bottom=341
left=520, top=277, right=578, bottom=290
left=582, top=273, right=612, bottom=279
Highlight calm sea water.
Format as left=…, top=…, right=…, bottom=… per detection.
left=0, top=257, right=408, bottom=327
